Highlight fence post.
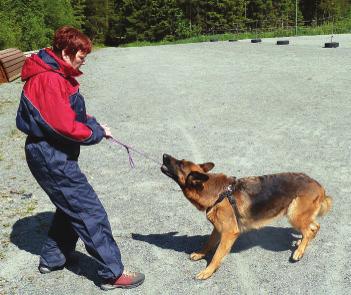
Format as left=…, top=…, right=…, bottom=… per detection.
left=295, top=0, right=298, bottom=36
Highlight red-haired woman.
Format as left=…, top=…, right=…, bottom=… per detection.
left=16, top=26, right=144, bottom=290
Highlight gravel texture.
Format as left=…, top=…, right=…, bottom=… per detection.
left=0, top=34, right=350, bottom=294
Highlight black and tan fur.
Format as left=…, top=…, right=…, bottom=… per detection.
left=161, top=154, right=332, bottom=280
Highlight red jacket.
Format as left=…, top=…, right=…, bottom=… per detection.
left=16, top=48, right=105, bottom=148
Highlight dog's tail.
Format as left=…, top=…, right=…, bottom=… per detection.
left=318, top=194, right=332, bottom=216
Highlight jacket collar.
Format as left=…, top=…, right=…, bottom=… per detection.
left=42, top=48, right=83, bottom=78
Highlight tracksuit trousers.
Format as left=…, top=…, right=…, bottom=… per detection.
left=25, top=137, right=123, bottom=279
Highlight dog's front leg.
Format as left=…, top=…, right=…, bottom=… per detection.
left=195, top=231, right=239, bottom=280
left=190, top=228, right=219, bottom=261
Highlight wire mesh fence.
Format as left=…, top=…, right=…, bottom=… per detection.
left=205, top=15, right=351, bottom=37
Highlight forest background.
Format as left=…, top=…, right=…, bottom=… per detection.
left=1, top=0, right=351, bottom=51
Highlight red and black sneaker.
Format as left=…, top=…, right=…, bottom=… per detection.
left=100, top=270, right=145, bottom=290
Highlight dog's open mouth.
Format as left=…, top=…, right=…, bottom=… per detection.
left=161, top=164, right=171, bottom=176
left=161, top=164, right=177, bottom=180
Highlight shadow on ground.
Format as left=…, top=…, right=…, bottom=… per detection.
left=10, top=212, right=101, bottom=286
left=10, top=211, right=300, bottom=284
left=132, top=226, right=300, bottom=255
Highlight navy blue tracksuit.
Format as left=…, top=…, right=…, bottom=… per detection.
left=16, top=48, right=123, bottom=279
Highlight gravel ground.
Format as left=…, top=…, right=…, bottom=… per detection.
left=0, top=34, right=350, bottom=295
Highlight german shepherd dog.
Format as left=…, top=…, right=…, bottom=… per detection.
left=161, top=154, right=332, bottom=280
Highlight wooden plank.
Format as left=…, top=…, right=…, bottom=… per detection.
left=0, top=50, right=23, bottom=60
left=7, top=67, right=22, bottom=82
left=0, top=48, right=25, bottom=82
left=0, top=52, right=24, bottom=63
left=2, top=56, right=25, bottom=68
left=8, top=72, right=21, bottom=82
left=0, top=66, right=7, bottom=83
left=0, top=48, right=18, bottom=56
left=4, top=62, right=24, bottom=75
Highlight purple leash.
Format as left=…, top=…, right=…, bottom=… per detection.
left=108, top=136, right=162, bottom=168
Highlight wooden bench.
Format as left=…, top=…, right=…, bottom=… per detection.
left=0, top=48, right=26, bottom=83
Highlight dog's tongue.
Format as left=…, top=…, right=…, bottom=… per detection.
left=161, top=164, right=170, bottom=174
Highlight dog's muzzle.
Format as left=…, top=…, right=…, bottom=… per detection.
left=161, top=154, right=177, bottom=179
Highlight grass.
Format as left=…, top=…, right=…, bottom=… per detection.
left=25, top=200, right=37, bottom=215
left=0, top=99, right=14, bottom=114
left=9, top=128, right=23, bottom=140
left=120, top=18, right=351, bottom=48
left=93, top=43, right=107, bottom=51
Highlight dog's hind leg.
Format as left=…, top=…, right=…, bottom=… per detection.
left=288, top=196, right=321, bottom=261
left=291, top=221, right=320, bottom=261
left=195, top=230, right=239, bottom=280
left=190, top=228, right=219, bottom=261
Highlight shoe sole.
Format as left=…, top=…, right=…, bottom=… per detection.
left=38, top=264, right=65, bottom=274
left=100, top=278, right=145, bottom=290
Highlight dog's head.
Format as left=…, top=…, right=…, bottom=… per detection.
left=161, top=154, right=214, bottom=190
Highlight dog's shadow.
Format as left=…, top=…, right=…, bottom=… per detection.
left=10, top=212, right=300, bottom=281
left=10, top=212, right=102, bottom=286
left=132, top=227, right=300, bottom=263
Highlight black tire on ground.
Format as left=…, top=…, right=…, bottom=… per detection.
left=277, top=40, right=289, bottom=45
left=324, top=42, right=339, bottom=48
left=251, top=39, right=262, bottom=43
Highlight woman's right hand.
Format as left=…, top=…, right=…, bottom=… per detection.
left=101, top=124, right=112, bottom=138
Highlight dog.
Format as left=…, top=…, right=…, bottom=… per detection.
left=161, top=154, right=332, bottom=280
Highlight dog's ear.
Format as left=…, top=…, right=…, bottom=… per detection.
left=200, top=162, right=215, bottom=172
left=186, top=171, right=209, bottom=190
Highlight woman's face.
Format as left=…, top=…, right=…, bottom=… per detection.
left=63, top=50, right=87, bottom=70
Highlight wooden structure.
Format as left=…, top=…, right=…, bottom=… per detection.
left=0, top=48, right=26, bottom=83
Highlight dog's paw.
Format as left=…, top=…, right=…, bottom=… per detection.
left=195, top=269, right=213, bottom=280
left=291, top=248, right=304, bottom=261
left=190, top=252, right=205, bottom=261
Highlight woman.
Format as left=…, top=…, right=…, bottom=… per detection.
left=16, top=26, right=144, bottom=290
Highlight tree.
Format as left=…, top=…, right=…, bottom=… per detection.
left=300, top=0, right=349, bottom=24
left=84, top=0, right=115, bottom=43
left=0, top=0, right=21, bottom=49
left=70, top=0, right=87, bottom=29
left=0, top=0, right=80, bottom=51
left=108, top=0, right=190, bottom=44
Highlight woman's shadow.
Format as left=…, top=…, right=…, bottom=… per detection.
left=10, top=212, right=102, bottom=286
left=11, top=212, right=300, bottom=280
left=132, top=226, right=300, bottom=264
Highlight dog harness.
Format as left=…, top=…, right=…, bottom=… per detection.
left=206, top=179, right=241, bottom=218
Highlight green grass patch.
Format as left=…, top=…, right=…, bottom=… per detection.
left=26, top=200, right=37, bottom=214
left=93, top=43, right=107, bottom=51
left=120, top=18, right=351, bottom=48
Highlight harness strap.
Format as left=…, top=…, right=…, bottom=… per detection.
left=206, top=180, right=241, bottom=218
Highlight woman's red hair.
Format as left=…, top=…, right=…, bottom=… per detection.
left=52, top=26, right=92, bottom=58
